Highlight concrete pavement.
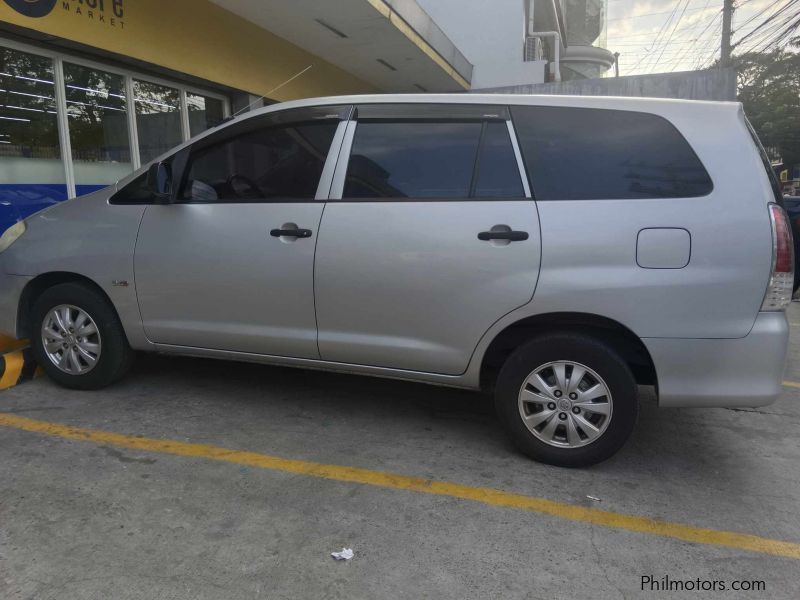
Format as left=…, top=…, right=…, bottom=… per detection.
left=2, top=306, right=800, bottom=599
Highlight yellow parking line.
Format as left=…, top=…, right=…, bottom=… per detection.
left=783, top=381, right=800, bottom=389
left=1, top=413, right=799, bottom=560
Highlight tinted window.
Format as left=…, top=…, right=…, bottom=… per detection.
left=511, top=106, right=713, bottom=200
left=343, top=121, right=482, bottom=198
left=110, top=172, right=151, bottom=204
left=474, top=122, right=525, bottom=198
left=110, top=162, right=173, bottom=204
left=181, top=121, right=338, bottom=202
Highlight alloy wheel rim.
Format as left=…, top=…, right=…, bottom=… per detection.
left=41, top=304, right=102, bottom=375
left=518, top=360, right=613, bottom=448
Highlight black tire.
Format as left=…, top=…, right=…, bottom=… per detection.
left=30, top=282, right=133, bottom=390
left=494, top=333, right=638, bottom=467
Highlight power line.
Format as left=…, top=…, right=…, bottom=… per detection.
left=607, top=2, right=722, bottom=22
left=697, top=19, right=725, bottom=68
left=667, top=1, right=718, bottom=72
left=627, top=0, right=685, bottom=73
left=732, top=0, right=800, bottom=50
left=649, top=0, right=695, bottom=73
left=610, top=0, right=800, bottom=75
left=614, top=0, right=731, bottom=74
left=734, top=0, right=786, bottom=31
left=612, top=30, right=698, bottom=39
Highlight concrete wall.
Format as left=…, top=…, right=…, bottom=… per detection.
left=386, top=0, right=474, bottom=84
left=417, top=0, right=548, bottom=89
left=472, top=68, right=737, bottom=101
left=473, top=60, right=546, bottom=89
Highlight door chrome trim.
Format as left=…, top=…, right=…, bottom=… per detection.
left=315, top=119, right=350, bottom=200
left=329, top=120, right=357, bottom=200
left=506, top=119, right=532, bottom=199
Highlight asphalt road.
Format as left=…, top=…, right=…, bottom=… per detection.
left=2, top=306, right=800, bottom=599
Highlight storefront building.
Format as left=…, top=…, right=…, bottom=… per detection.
left=0, top=0, right=471, bottom=231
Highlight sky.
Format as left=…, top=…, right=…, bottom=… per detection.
left=609, top=0, right=791, bottom=76
left=417, top=0, right=792, bottom=77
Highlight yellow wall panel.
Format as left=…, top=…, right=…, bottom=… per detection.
left=0, top=0, right=377, bottom=99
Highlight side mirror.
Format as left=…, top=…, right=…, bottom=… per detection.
left=146, top=162, right=172, bottom=204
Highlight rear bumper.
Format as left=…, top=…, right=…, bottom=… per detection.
left=644, top=312, right=789, bottom=408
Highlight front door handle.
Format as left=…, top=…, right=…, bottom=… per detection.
left=270, top=228, right=313, bottom=239
left=477, top=230, right=529, bottom=242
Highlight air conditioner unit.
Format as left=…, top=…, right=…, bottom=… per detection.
left=524, top=37, right=545, bottom=62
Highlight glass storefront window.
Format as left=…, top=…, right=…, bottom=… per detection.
left=187, top=92, right=225, bottom=137
left=1, top=40, right=228, bottom=229
left=64, top=62, right=132, bottom=196
left=134, top=79, right=182, bottom=163
left=0, top=47, right=67, bottom=232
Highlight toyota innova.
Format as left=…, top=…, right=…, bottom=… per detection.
left=0, top=95, right=792, bottom=466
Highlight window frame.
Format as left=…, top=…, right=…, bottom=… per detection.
left=174, top=106, right=352, bottom=205
left=0, top=36, right=230, bottom=199
left=329, top=103, right=531, bottom=202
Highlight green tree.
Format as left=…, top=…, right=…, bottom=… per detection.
left=735, top=49, right=800, bottom=167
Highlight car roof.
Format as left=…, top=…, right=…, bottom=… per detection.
left=238, top=93, right=741, bottom=123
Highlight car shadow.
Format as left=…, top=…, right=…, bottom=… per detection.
left=117, top=352, right=751, bottom=489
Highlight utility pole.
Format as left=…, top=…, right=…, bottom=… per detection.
left=614, top=52, right=620, bottom=77
left=721, top=0, right=734, bottom=67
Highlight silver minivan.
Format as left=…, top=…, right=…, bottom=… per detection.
left=0, top=94, right=792, bottom=466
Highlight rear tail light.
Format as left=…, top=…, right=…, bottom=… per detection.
left=761, top=203, right=795, bottom=311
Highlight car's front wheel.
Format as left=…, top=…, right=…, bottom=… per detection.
left=31, top=282, right=133, bottom=390
left=494, top=333, right=638, bottom=467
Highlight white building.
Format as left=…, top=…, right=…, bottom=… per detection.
left=419, top=0, right=616, bottom=89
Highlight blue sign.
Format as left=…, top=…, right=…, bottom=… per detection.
left=3, top=0, right=58, bottom=18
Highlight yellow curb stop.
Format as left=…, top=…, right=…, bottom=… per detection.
left=0, top=346, right=41, bottom=391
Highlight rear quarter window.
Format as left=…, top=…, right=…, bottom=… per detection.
left=511, top=106, right=713, bottom=200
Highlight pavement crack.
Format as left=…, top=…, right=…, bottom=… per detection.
left=722, top=407, right=799, bottom=418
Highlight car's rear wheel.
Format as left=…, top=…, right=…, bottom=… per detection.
left=31, top=282, right=133, bottom=390
left=494, top=333, right=638, bottom=467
